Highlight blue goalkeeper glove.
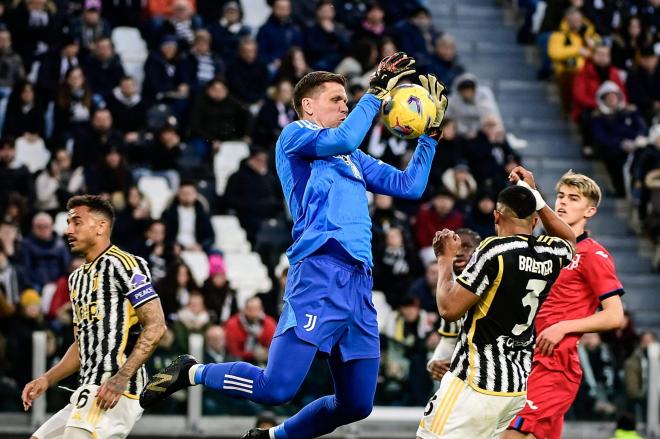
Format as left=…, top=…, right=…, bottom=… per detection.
left=367, top=52, right=416, bottom=99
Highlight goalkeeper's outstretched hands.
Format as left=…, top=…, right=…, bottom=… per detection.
left=419, top=74, right=448, bottom=140
left=367, top=52, right=416, bottom=99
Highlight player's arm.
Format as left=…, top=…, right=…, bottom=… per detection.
left=433, top=230, right=481, bottom=322
left=537, top=295, right=624, bottom=355
left=22, top=326, right=81, bottom=411
left=116, top=299, right=167, bottom=382
left=509, top=166, right=576, bottom=247
left=282, top=95, right=381, bottom=158
left=358, top=135, right=436, bottom=199
left=97, top=299, right=166, bottom=409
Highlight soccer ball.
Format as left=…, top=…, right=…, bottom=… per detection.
left=380, top=84, right=437, bottom=140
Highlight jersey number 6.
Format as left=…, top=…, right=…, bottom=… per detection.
left=512, top=279, right=547, bottom=336
left=76, top=388, right=91, bottom=409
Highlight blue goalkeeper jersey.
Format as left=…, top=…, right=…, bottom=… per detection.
left=275, top=93, right=438, bottom=267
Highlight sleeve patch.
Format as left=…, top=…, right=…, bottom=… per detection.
left=129, top=272, right=148, bottom=288
left=127, top=283, right=157, bottom=307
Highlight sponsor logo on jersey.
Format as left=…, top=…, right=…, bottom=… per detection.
left=497, top=334, right=534, bottom=349
left=566, top=254, right=582, bottom=270
left=75, top=302, right=103, bottom=323
left=525, top=399, right=538, bottom=410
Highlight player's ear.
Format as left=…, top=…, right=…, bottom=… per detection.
left=584, top=205, right=597, bottom=219
left=493, top=210, right=500, bottom=225
left=301, top=97, right=314, bottom=116
left=531, top=215, right=540, bottom=229
left=97, top=218, right=108, bottom=236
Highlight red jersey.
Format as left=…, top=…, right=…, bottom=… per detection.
left=511, top=233, right=624, bottom=438
left=534, top=232, right=624, bottom=373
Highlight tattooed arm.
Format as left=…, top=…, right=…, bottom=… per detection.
left=96, top=299, right=166, bottom=409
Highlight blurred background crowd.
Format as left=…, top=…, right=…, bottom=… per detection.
left=0, top=0, right=656, bottom=428
left=516, top=0, right=660, bottom=246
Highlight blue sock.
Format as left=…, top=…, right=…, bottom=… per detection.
left=193, top=364, right=206, bottom=385
left=272, top=424, right=288, bottom=439
left=199, top=361, right=263, bottom=398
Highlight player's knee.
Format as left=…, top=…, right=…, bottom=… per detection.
left=261, top=384, right=297, bottom=405
left=341, top=397, right=373, bottom=422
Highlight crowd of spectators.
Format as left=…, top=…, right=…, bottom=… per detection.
left=517, top=0, right=660, bottom=268
left=0, top=0, right=655, bottom=423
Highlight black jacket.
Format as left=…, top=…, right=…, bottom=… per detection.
left=225, top=57, right=269, bottom=104
left=189, top=92, right=250, bottom=141
left=83, top=55, right=125, bottom=97
left=142, top=52, right=183, bottom=103
left=162, top=199, right=215, bottom=251
left=626, top=65, right=660, bottom=123
left=105, top=90, right=147, bottom=133
left=224, top=159, right=283, bottom=219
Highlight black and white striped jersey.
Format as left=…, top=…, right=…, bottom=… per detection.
left=69, top=245, right=158, bottom=396
left=438, top=318, right=459, bottom=338
left=438, top=274, right=462, bottom=338
left=449, top=234, right=574, bottom=395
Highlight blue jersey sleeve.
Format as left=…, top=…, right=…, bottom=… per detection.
left=357, top=134, right=437, bottom=199
left=280, top=93, right=381, bottom=158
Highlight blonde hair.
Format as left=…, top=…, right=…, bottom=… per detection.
left=555, top=170, right=602, bottom=207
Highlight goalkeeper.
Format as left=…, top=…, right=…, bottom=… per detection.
left=140, top=52, right=447, bottom=439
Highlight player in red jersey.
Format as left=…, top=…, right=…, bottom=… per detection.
left=503, top=171, right=625, bottom=439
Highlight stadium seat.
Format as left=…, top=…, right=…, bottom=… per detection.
left=137, top=176, right=173, bottom=219
left=53, top=211, right=68, bottom=236
left=111, top=27, right=148, bottom=86
left=372, top=290, right=393, bottom=332
left=224, top=252, right=272, bottom=307
left=180, top=250, right=210, bottom=286
left=213, top=141, right=250, bottom=195
left=241, top=0, right=270, bottom=30
left=211, top=215, right=251, bottom=253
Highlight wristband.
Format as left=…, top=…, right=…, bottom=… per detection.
left=516, top=179, right=546, bottom=211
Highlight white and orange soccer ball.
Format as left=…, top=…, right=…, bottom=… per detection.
left=380, top=84, right=437, bottom=140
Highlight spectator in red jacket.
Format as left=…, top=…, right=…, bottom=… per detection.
left=414, top=189, right=465, bottom=252
left=224, top=296, right=276, bottom=365
left=571, top=44, right=627, bottom=156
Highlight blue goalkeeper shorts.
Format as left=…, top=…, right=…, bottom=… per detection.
left=274, top=253, right=380, bottom=361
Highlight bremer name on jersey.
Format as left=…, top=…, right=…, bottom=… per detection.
left=450, top=235, right=574, bottom=395
left=68, top=245, right=158, bottom=396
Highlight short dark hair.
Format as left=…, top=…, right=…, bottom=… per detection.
left=497, top=186, right=536, bottom=219
left=66, top=195, right=115, bottom=226
left=615, top=412, right=636, bottom=431
left=293, top=71, right=346, bottom=118
left=0, top=137, right=15, bottom=149
left=455, top=228, right=482, bottom=245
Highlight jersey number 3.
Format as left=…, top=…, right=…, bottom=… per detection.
left=512, top=279, right=547, bottom=336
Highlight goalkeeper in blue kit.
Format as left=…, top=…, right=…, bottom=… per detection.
left=140, top=52, right=448, bottom=439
